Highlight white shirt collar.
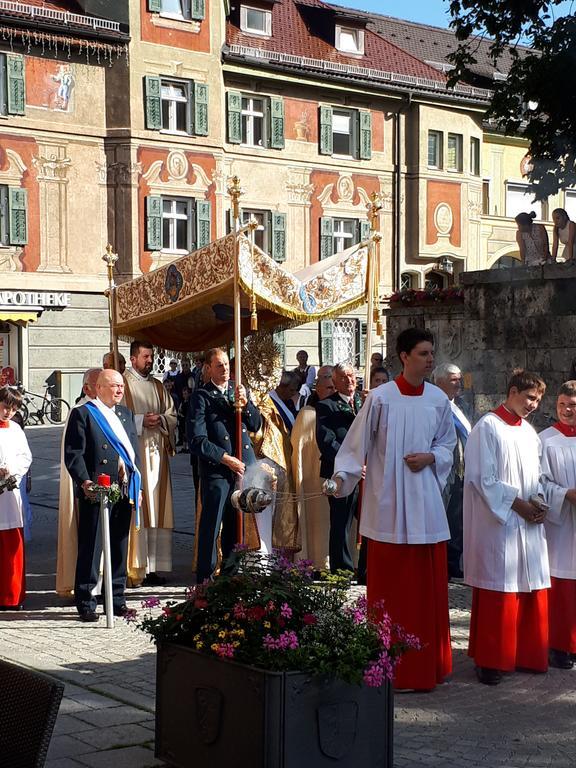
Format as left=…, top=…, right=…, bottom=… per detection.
left=128, top=366, right=149, bottom=382
left=211, top=380, right=228, bottom=394
left=339, top=392, right=352, bottom=404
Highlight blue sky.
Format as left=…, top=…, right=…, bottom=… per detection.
left=330, top=0, right=575, bottom=30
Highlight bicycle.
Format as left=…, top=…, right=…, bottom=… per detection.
left=18, top=383, right=71, bottom=426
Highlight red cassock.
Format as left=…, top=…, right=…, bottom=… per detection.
left=0, top=527, right=25, bottom=606
left=468, top=587, right=548, bottom=672
left=367, top=540, right=452, bottom=690
left=548, top=577, right=576, bottom=654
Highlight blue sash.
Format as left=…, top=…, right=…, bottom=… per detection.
left=85, top=401, right=142, bottom=528
left=452, top=411, right=469, bottom=446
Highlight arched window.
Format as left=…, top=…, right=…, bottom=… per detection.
left=400, top=272, right=417, bottom=291
left=491, top=254, right=521, bottom=270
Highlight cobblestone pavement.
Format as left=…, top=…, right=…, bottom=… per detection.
left=1, top=427, right=575, bottom=767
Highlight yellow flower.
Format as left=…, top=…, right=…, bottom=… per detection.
left=195, top=642, right=204, bottom=650
left=210, top=643, right=218, bottom=652
left=232, top=641, right=240, bottom=648
left=224, top=613, right=230, bottom=620
left=263, top=621, right=271, bottom=629
left=218, top=631, right=226, bottom=639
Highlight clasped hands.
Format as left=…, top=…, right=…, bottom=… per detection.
left=512, top=496, right=547, bottom=524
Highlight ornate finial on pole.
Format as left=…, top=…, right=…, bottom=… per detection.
left=364, top=192, right=384, bottom=390
left=227, top=175, right=244, bottom=222
left=368, top=191, right=383, bottom=232
left=102, top=244, right=120, bottom=364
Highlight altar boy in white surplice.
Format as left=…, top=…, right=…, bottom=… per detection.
left=464, top=370, right=550, bottom=686
left=540, top=380, right=576, bottom=670
left=332, top=327, right=456, bottom=691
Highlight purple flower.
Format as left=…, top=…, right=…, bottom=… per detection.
left=280, top=602, right=292, bottom=619
left=141, top=597, right=161, bottom=609
left=123, top=608, right=138, bottom=624
left=214, top=643, right=235, bottom=659
left=262, top=630, right=299, bottom=651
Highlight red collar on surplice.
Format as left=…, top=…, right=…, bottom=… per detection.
left=554, top=421, right=576, bottom=437
left=394, top=374, right=424, bottom=397
left=493, top=404, right=522, bottom=427
left=0, top=421, right=10, bottom=429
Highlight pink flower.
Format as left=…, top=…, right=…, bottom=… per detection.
left=233, top=602, right=247, bottom=619
left=141, top=597, right=160, bottom=609
left=262, top=630, right=299, bottom=651
left=123, top=608, right=138, bottom=624
left=280, top=603, right=292, bottom=619
left=214, top=643, right=235, bottom=659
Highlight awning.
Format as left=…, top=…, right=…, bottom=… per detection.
left=0, top=310, right=41, bottom=327
left=114, top=234, right=368, bottom=351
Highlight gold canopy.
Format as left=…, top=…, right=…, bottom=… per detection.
left=113, top=234, right=368, bottom=351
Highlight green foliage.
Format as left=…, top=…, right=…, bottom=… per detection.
left=133, top=550, right=420, bottom=687
left=448, top=1, right=576, bottom=199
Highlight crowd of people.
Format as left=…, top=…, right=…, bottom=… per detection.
left=1, top=332, right=576, bottom=695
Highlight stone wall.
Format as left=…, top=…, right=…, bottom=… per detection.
left=385, top=262, right=576, bottom=428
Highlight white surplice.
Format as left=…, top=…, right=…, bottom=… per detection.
left=463, top=413, right=550, bottom=592
left=333, top=381, right=456, bottom=543
left=540, top=426, right=576, bottom=579
left=0, top=422, right=32, bottom=530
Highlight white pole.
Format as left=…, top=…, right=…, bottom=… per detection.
left=99, top=491, right=114, bottom=629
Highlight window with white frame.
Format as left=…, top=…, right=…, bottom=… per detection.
left=319, top=216, right=369, bottom=260
left=241, top=95, right=266, bottom=147
left=242, top=209, right=269, bottom=253
left=447, top=133, right=463, bottom=172
left=158, top=0, right=191, bottom=18
left=427, top=130, right=443, bottom=169
left=425, top=271, right=446, bottom=290
left=161, top=80, right=190, bottom=133
left=336, top=26, right=364, bottom=54
left=333, top=218, right=356, bottom=253
left=332, top=109, right=355, bottom=156
left=564, top=190, right=576, bottom=220
left=240, top=5, right=272, bottom=35
left=505, top=182, right=542, bottom=219
left=163, top=198, right=194, bottom=253
left=470, top=137, right=481, bottom=176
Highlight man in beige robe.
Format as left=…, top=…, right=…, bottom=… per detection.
left=291, top=366, right=335, bottom=570
left=123, top=341, right=177, bottom=586
left=56, top=367, right=102, bottom=597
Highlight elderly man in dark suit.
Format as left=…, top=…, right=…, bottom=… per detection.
left=65, top=369, right=141, bottom=623
left=316, top=362, right=362, bottom=574
left=188, top=348, right=261, bottom=583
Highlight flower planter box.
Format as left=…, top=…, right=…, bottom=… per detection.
left=155, top=642, right=393, bottom=768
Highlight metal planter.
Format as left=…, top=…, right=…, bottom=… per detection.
left=155, top=642, right=393, bottom=768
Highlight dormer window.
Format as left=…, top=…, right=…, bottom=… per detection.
left=240, top=5, right=272, bottom=36
left=336, top=25, right=364, bottom=55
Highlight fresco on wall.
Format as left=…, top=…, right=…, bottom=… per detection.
left=26, top=59, right=75, bottom=113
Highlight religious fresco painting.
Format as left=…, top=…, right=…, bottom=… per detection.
left=26, top=59, right=75, bottom=113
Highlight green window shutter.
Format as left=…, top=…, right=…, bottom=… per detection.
left=319, top=320, right=333, bottom=365
left=6, top=55, right=25, bottom=116
left=273, top=330, right=286, bottom=366
left=146, top=196, right=162, bottom=250
left=8, top=187, right=27, bottom=245
left=360, top=219, right=371, bottom=243
left=320, top=216, right=333, bottom=260
left=319, top=105, right=333, bottom=155
left=227, top=91, right=242, bottom=144
left=191, top=0, right=205, bottom=19
left=269, top=96, right=285, bottom=150
left=358, top=111, right=372, bottom=160
left=271, top=212, right=286, bottom=262
left=196, top=200, right=211, bottom=248
left=194, top=82, right=209, bottom=136
left=144, top=76, right=162, bottom=130
left=148, top=0, right=163, bottom=10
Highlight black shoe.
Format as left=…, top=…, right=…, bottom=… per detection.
left=78, top=610, right=99, bottom=623
left=113, top=604, right=129, bottom=617
left=549, top=648, right=574, bottom=670
left=142, top=572, right=167, bottom=587
left=476, top=667, right=502, bottom=685
left=449, top=568, right=464, bottom=579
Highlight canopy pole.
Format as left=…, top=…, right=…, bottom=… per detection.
left=228, top=176, right=245, bottom=545
left=102, top=244, right=120, bottom=370
left=363, top=193, right=383, bottom=389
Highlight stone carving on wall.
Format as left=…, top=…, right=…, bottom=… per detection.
left=34, top=144, right=73, bottom=273
left=96, top=161, right=142, bottom=187
left=286, top=167, right=314, bottom=205
left=434, top=203, right=453, bottom=237
left=318, top=173, right=371, bottom=218
left=143, top=152, right=210, bottom=197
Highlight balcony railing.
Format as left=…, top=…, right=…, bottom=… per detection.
left=0, top=1, right=121, bottom=33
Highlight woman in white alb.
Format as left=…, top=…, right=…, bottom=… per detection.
left=515, top=212, right=550, bottom=266
left=552, top=208, right=576, bottom=263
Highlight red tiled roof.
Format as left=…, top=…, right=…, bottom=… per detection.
left=227, top=0, right=446, bottom=82
left=0, top=0, right=84, bottom=11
